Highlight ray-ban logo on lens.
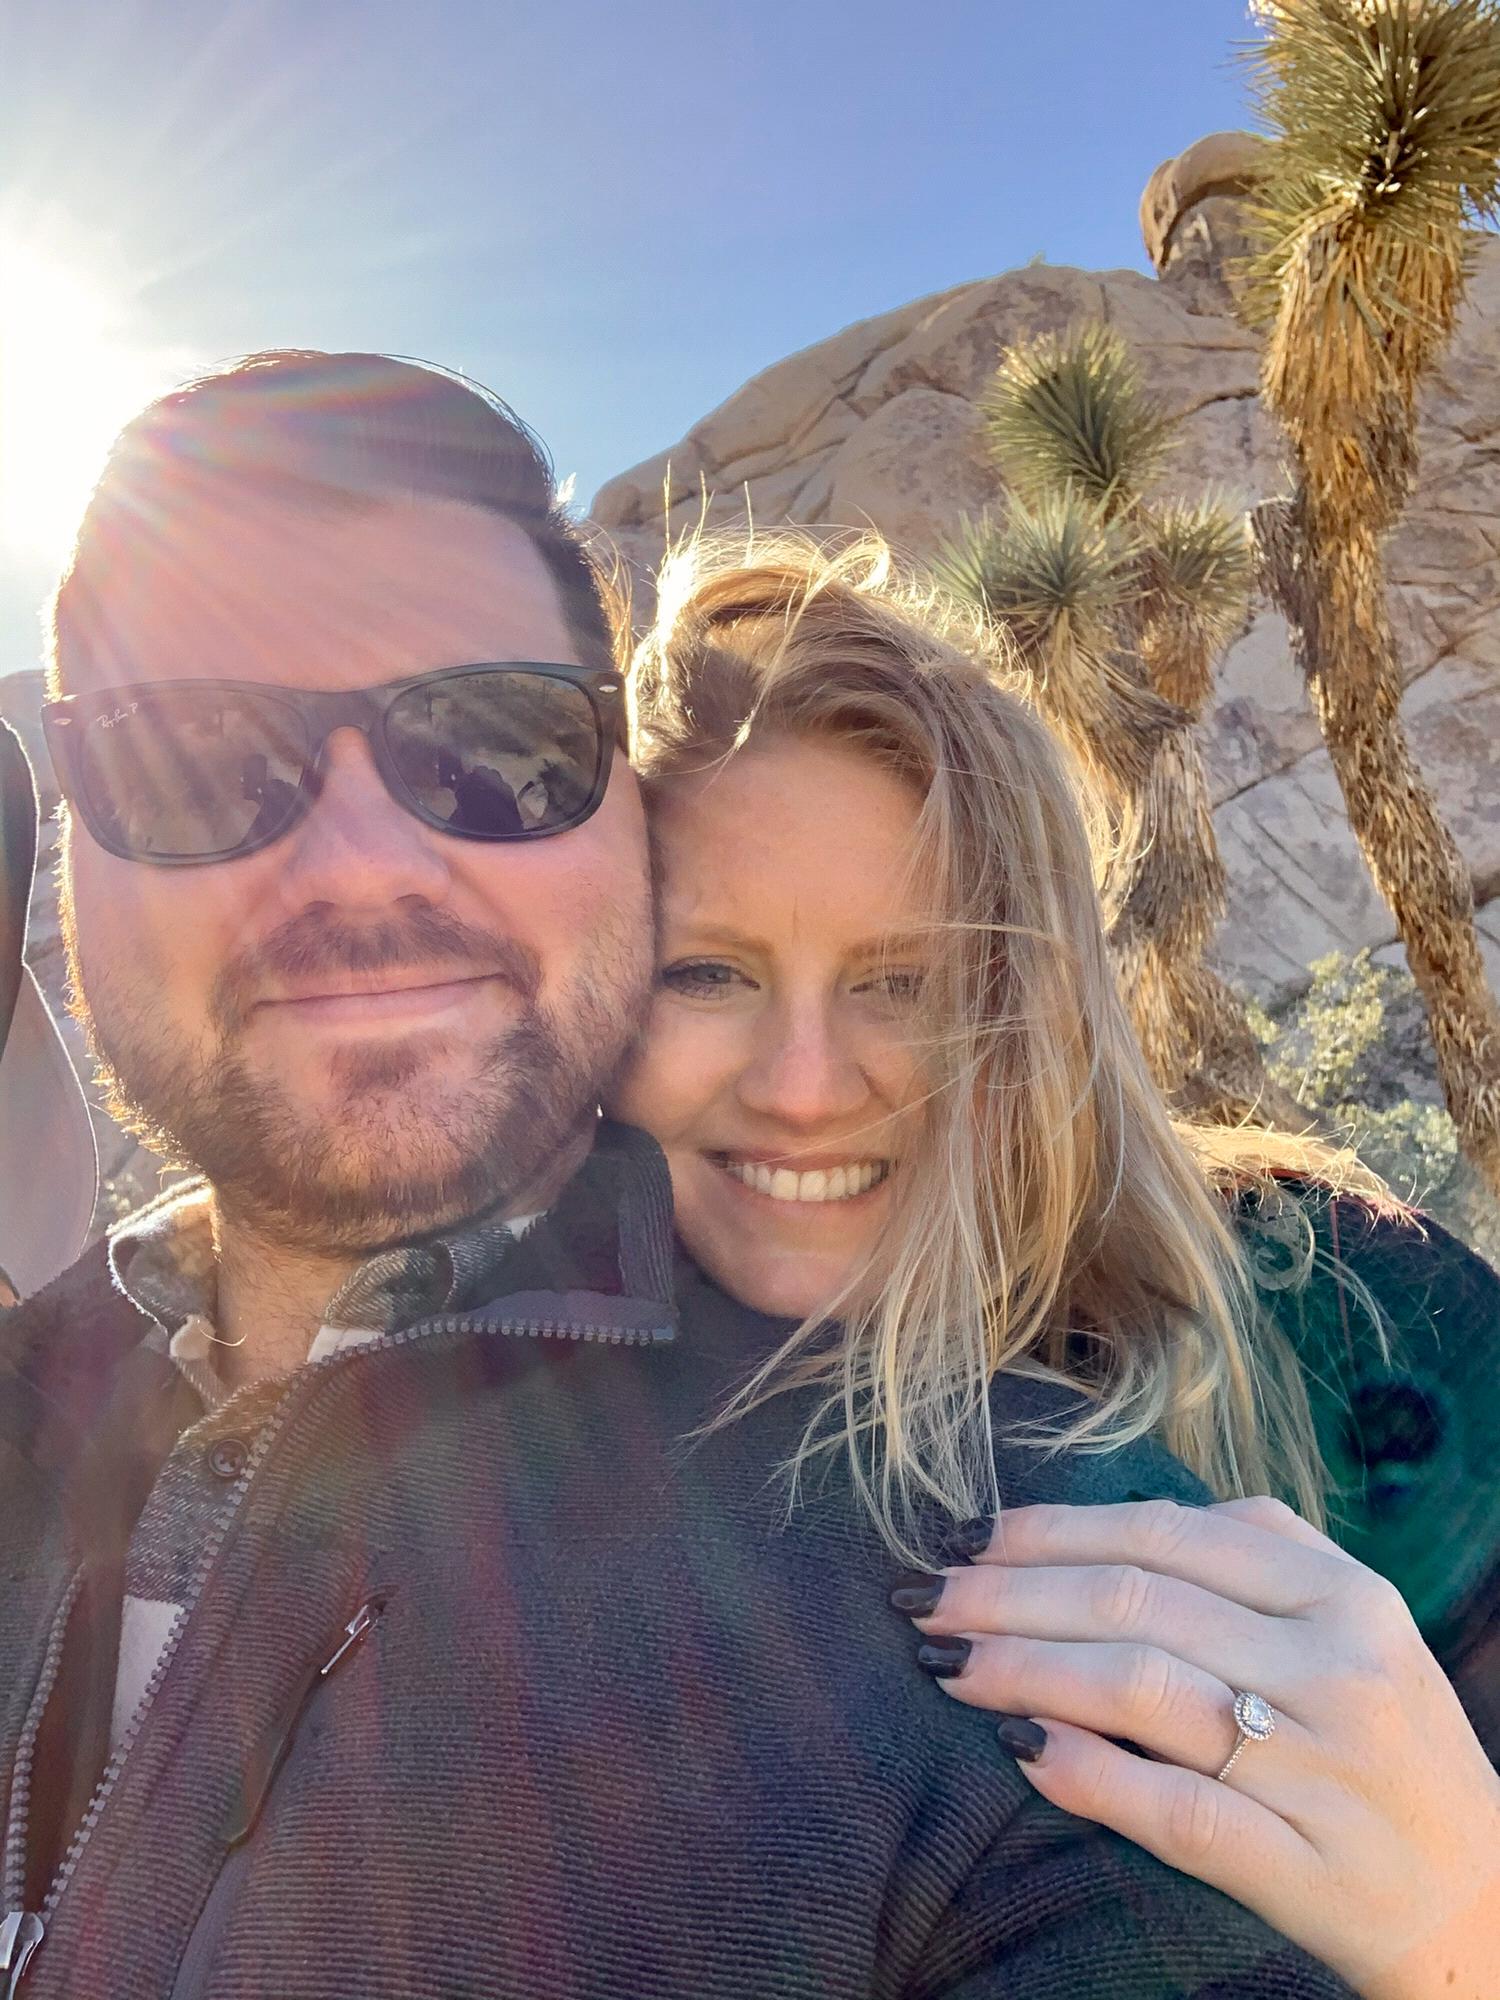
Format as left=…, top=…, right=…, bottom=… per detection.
left=98, top=704, right=140, bottom=729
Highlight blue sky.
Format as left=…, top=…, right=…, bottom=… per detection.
left=0, top=0, right=1254, bottom=666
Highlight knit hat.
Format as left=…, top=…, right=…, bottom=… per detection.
left=0, top=718, right=97, bottom=1299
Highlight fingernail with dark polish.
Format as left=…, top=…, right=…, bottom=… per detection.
left=889, top=1570, right=947, bottom=1617
left=916, top=1636, right=971, bottom=1679
left=946, top=1517, right=994, bottom=1562
left=996, top=1715, right=1048, bottom=1763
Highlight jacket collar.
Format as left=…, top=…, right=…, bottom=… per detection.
left=0, top=1120, right=678, bottom=1487
left=466, top=1120, right=677, bottom=1334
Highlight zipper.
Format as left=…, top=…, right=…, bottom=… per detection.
left=0, top=1301, right=666, bottom=1992
left=0, top=1568, right=83, bottom=1996
left=0, top=1914, right=43, bottom=1999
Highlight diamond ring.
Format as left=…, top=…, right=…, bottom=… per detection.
left=1214, top=1690, right=1276, bottom=1783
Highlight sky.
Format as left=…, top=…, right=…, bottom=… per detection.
left=0, top=0, right=1255, bottom=669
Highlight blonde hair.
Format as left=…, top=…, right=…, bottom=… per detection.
left=631, top=531, right=1396, bottom=1558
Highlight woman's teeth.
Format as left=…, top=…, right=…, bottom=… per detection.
left=716, top=1159, right=891, bottom=1203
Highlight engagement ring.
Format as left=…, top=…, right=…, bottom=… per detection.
left=1215, top=1690, right=1276, bottom=1783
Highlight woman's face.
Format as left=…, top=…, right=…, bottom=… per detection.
left=609, top=734, right=929, bottom=1319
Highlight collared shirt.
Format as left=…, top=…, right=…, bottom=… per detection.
left=105, top=1180, right=534, bottom=1747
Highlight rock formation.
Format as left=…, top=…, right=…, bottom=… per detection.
left=590, top=132, right=1500, bottom=1008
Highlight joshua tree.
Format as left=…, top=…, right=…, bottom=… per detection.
left=939, top=325, right=1289, bottom=1124
left=1243, top=0, right=1500, bottom=1194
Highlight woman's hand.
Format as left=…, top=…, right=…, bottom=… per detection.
left=894, top=1497, right=1499, bottom=2000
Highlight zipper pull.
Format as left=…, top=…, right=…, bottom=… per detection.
left=223, top=1596, right=385, bottom=1851
left=0, top=1912, right=44, bottom=1997
left=320, top=1595, right=383, bottom=1678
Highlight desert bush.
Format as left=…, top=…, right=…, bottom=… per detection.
left=1248, top=950, right=1499, bottom=1262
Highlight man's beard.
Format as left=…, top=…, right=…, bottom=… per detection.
left=64, top=896, right=653, bottom=1254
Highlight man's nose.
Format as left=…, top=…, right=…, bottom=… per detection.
left=271, top=728, right=453, bottom=913
left=736, top=1001, right=871, bottom=1128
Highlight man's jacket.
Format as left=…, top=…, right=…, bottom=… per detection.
left=0, top=1127, right=1356, bottom=1999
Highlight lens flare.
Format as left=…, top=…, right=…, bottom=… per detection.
left=0, top=232, right=186, bottom=562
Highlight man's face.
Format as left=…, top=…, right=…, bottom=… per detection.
left=60, top=492, right=653, bottom=1252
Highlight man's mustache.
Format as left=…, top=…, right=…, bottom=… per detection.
left=210, top=905, right=543, bottom=1034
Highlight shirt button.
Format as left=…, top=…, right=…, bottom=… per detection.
left=206, top=1435, right=249, bottom=1481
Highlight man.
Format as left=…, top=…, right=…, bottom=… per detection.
left=0, top=352, right=1350, bottom=1998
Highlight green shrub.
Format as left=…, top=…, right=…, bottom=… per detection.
left=1249, top=950, right=1497, bottom=1258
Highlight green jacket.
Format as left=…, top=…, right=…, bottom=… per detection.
left=1235, top=1178, right=1500, bottom=1755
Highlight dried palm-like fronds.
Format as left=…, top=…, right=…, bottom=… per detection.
left=1105, top=731, right=1274, bottom=1121
left=1108, top=734, right=1225, bottom=963
left=1154, top=956, right=1314, bottom=1130
left=1243, top=0, right=1500, bottom=1194
left=948, top=314, right=1284, bottom=1119
left=980, top=324, right=1175, bottom=514
left=1244, top=0, right=1500, bottom=526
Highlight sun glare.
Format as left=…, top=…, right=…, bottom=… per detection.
left=0, top=233, right=184, bottom=563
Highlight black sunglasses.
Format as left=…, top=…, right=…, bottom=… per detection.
left=42, top=661, right=625, bottom=867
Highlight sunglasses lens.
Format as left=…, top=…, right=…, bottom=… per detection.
left=385, top=670, right=604, bottom=838
left=73, top=687, right=307, bottom=861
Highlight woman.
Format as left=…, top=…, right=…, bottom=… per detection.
left=609, top=534, right=1499, bottom=2000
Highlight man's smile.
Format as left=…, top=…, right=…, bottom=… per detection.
left=254, top=970, right=510, bottom=1029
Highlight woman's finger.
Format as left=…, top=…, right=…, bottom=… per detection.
left=930, top=1631, right=1314, bottom=1789
left=1012, top=1718, right=1319, bottom=1920
left=972, top=1498, right=1355, bottom=1618
left=911, top=1559, right=1314, bottom=1707
left=1207, top=1495, right=1359, bottom=1564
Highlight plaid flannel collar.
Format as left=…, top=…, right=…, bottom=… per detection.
left=108, top=1178, right=533, bottom=1383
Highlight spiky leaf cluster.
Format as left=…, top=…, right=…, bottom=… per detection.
left=1145, top=499, right=1256, bottom=633
left=934, top=490, right=1137, bottom=664
left=1246, top=0, right=1500, bottom=256
left=1243, top=0, right=1500, bottom=518
left=1135, top=500, right=1256, bottom=708
left=935, top=494, right=1186, bottom=793
left=980, top=323, right=1175, bottom=514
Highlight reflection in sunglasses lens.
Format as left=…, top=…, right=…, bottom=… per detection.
left=386, top=672, right=600, bottom=837
left=78, top=688, right=307, bottom=860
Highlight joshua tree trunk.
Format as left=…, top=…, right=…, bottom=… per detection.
left=1256, top=494, right=1500, bottom=1190
left=1112, top=553, right=1292, bottom=1122
left=1109, top=723, right=1310, bottom=1126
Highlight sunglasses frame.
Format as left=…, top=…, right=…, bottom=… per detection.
left=42, top=660, right=626, bottom=867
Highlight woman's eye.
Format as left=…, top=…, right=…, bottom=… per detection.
left=855, top=967, right=926, bottom=1007
left=659, top=959, right=747, bottom=999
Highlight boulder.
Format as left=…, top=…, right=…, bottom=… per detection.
left=822, top=389, right=993, bottom=558
left=849, top=266, right=1115, bottom=411
left=1213, top=654, right=1500, bottom=997
left=1139, top=130, right=1271, bottom=277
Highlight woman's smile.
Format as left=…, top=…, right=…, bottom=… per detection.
left=707, top=1153, right=894, bottom=1204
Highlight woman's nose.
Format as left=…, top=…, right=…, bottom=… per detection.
left=272, top=727, right=453, bottom=913
left=736, top=1003, right=870, bottom=1127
